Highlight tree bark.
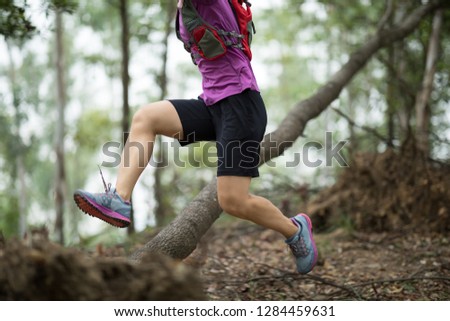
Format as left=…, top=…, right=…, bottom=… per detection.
left=119, top=0, right=134, bottom=234
left=120, top=0, right=130, bottom=141
left=414, top=9, right=443, bottom=156
left=130, top=0, right=446, bottom=262
left=384, top=0, right=397, bottom=148
left=6, top=41, right=27, bottom=238
left=154, top=0, right=177, bottom=227
left=55, top=9, right=67, bottom=245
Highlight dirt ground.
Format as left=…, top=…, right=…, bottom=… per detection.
left=192, top=221, right=450, bottom=300
left=0, top=220, right=448, bottom=300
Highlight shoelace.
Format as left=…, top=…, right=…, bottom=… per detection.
left=289, top=237, right=309, bottom=257
left=98, top=165, right=112, bottom=193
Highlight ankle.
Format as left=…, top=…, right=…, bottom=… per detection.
left=285, top=219, right=299, bottom=239
left=115, top=188, right=131, bottom=203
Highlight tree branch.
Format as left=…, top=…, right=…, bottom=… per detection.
left=377, top=0, right=394, bottom=32
left=331, top=107, right=390, bottom=144
left=352, top=275, right=450, bottom=288
left=376, top=54, right=417, bottom=102
left=218, top=262, right=365, bottom=300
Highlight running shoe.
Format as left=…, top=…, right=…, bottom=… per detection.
left=285, top=213, right=318, bottom=274
left=73, top=167, right=131, bottom=228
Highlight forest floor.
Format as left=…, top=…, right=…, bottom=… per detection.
left=188, top=220, right=450, bottom=300
left=4, top=150, right=448, bottom=300
left=1, top=218, right=449, bottom=300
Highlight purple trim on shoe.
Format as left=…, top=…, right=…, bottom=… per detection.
left=299, top=213, right=318, bottom=268
left=84, top=195, right=131, bottom=223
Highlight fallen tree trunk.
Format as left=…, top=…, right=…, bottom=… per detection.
left=130, top=0, right=447, bottom=262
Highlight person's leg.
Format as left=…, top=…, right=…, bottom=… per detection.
left=211, top=91, right=317, bottom=274
left=115, top=100, right=183, bottom=201
left=217, top=176, right=297, bottom=238
left=217, top=175, right=318, bottom=274
left=74, top=100, right=183, bottom=227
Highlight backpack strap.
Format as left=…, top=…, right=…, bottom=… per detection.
left=175, top=0, right=253, bottom=63
left=227, top=0, right=254, bottom=60
left=176, top=0, right=204, bottom=63
left=176, top=0, right=197, bottom=50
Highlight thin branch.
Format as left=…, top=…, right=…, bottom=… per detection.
left=376, top=54, right=417, bottom=102
left=331, top=107, right=390, bottom=144
left=352, top=275, right=450, bottom=288
left=408, top=267, right=442, bottom=278
left=377, top=0, right=394, bottom=32
left=430, top=128, right=450, bottom=146
left=307, top=274, right=364, bottom=300
left=253, top=263, right=365, bottom=300
left=219, top=272, right=364, bottom=300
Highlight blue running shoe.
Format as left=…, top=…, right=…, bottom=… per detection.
left=285, top=213, right=318, bottom=274
left=73, top=167, right=131, bottom=228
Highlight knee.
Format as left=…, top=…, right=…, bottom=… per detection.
left=218, top=191, right=248, bottom=219
left=131, top=104, right=158, bottom=131
left=132, top=106, right=149, bottom=129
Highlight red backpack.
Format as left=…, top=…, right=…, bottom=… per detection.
left=229, top=0, right=254, bottom=60
left=176, top=0, right=255, bottom=64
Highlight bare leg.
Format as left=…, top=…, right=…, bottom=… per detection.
left=115, top=100, right=183, bottom=201
left=217, top=176, right=298, bottom=238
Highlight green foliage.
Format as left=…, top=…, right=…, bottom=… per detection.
left=74, top=109, right=117, bottom=151
left=0, top=113, right=15, bottom=161
left=29, top=157, right=55, bottom=209
left=76, top=225, right=126, bottom=248
left=314, top=0, right=384, bottom=33
left=0, top=192, right=19, bottom=237
left=77, top=0, right=118, bottom=32
left=46, top=0, right=78, bottom=14
left=0, top=0, right=36, bottom=40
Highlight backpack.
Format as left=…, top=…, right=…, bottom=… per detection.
left=176, top=0, right=255, bottom=64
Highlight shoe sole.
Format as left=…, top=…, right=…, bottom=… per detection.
left=299, top=213, right=318, bottom=271
left=74, top=193, right=130, bottom=228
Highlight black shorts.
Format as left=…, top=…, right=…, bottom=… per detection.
left=169, top=89, right=267, bottom=177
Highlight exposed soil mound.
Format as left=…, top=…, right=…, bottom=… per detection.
left=307, top=148, right=450, bottom=232
left=0, top=232, right=205, bottom=300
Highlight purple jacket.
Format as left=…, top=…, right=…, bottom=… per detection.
left=178, top=0, right=259, bottom=106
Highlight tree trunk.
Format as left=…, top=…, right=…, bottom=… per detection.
left=385, top=44, right=396, bottom=147
left=119, top=0, right=134, bottom=234
left=383, top=0, right=411, bottom=148
left=120, top=0, right=130, bottom=141
left=6, top=41, right=28, bottom=238
left=130, top=1, right=446, bottom=262
left=154, top=0, right=176, bottom=227
left=16, top=156, right=27, bottom=237
left=384, top=0, right=397, bottom=148
left=414, top=9, right=443, bottom=156
left=54, top=9, right=67, bottom=245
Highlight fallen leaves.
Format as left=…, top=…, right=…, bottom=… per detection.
left=195, top=221, right=450, bottom=300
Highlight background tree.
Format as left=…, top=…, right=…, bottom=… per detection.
left=118, top=0, right=135, bottom=235
left=153, top=0, right=177, bottom=227
left=4, top=39, right=28, bottom=238
left=414, top=9, right=443, bottom=156
left=53, top=4, right=67, bottom=245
